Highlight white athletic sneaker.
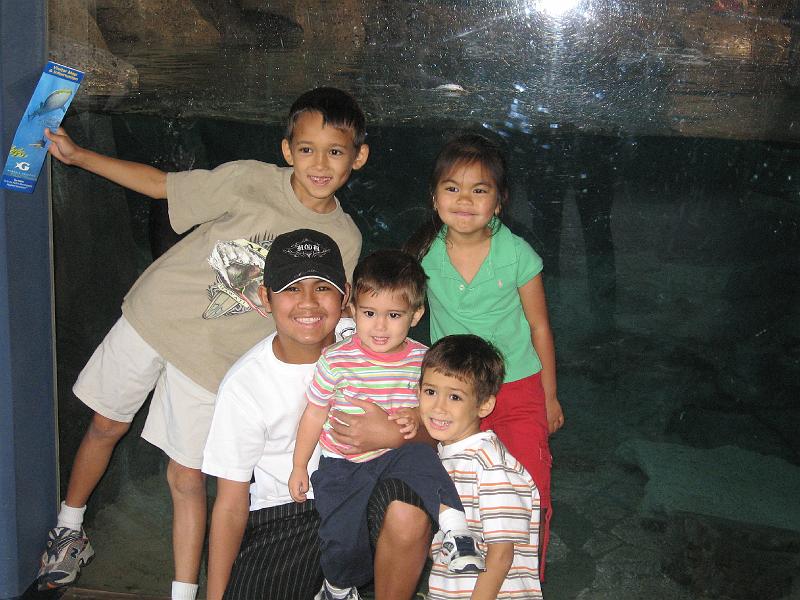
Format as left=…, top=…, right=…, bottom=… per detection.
left=314, top=579, right=362, bottom=600
left=36, top=527, right=95, bottom=590
left=440, top=529, right=486, bottom=574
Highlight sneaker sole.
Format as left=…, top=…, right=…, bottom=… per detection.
left=38, top=549, right=95, bottom=591
left=450, top=564, right=484, bottom=574
left=448, top=557, right=485, bottom=574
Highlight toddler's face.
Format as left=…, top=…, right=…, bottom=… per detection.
left=418, top=368, right=495, bottom=445
left=352, top=289, right=423, bottom=355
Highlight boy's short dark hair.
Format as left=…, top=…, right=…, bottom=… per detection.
left=352, top=249, right=426, bottom=310
left=285, top=87, right=366, bottom=148
left=421, top=335, right=505, bottom=404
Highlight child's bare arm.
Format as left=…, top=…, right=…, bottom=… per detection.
left=289, top=402, right=329, bottom=502
left=45, top=127, right=167, bottom=199
left=470, top=541, right=515, bottom=600
left=519, top=275, right=565, bottom=433
left=207, top=478, right=250, bottom=600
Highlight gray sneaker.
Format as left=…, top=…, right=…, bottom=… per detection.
left=440, top=529, right=486, bottom=574
left=36, top=527, right=95, bottom=590
left=313, top=580, right=362, bottom=600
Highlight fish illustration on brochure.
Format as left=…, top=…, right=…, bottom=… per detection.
left=2, top=61, right=84, bottom=194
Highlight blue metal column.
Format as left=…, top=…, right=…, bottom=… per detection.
left=0, top=2, right=57, bottom=599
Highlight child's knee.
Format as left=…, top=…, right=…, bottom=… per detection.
left=382, top=501, right=431, bottom=548
left=88, top=412, right=130, bottom=441
left=166, top=460, right=206, bottom=498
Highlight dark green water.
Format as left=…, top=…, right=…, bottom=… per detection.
left=51, top=111, right=800, bottom=599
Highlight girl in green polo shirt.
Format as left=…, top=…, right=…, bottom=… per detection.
left=406, top=133, right=564, bottom=580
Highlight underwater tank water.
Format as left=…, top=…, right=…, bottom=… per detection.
left=49, top=1, right=799, bottom=598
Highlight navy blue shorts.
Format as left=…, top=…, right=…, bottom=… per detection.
left=311, top=443, right=463, bottom=588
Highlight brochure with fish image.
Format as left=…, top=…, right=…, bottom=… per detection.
left=2, top=61, right=84, bottom=194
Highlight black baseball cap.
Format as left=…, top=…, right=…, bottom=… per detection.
left=263, top=229, right=346, bottom=294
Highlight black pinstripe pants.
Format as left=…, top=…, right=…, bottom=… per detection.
left=223, top=478, right=429, bottom=600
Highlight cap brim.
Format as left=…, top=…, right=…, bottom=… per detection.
left=273, top=275, right=345, bottom=295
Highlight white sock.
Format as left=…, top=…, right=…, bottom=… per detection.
left=324, top=580, right=354, bottom=599
left=438, top=507, right=469, bottom=534
left=171, top=581, right=198, bottom=600
left=56, top=502, right=86, bottom=531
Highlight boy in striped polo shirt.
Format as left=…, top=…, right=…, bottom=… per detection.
left=419, top=335, right=544, bottom=600
left=290, top=250, right=483, bottom=600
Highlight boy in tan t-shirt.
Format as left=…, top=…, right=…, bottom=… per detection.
left=36, top=88, right=369, bottom=600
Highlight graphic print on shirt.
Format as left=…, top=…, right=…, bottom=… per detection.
left=203, top=235, right=274, bottom=319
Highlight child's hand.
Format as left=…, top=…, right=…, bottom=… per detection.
left=389, top=407, right=419, bottom=439
left=44, top=127, right=81, bottom=165
left=288, top=467, right=309, bottom=503
left=546, top=396, right=564, bottom=434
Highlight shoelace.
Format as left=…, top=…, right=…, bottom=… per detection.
left=453, top=535, right=477, bottom=555
left=47, top=530, right=83, bottom=559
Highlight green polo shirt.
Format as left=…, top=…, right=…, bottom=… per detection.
left=421, top=224, right=543, bottom=383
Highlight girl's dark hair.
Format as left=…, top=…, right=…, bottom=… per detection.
left=404, top=133, right=510, bottom=261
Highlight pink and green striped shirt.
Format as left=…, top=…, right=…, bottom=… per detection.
left=306, top=335, right=426, bottom=462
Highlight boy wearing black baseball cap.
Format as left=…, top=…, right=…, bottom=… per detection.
left=202, top=230, right=433, bottom=600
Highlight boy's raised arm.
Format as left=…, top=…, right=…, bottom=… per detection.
left=45, top=127, right=167, bottom=199
left=207, top=478, right=250, bottom=600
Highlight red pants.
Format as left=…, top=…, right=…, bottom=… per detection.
left=480, top=372, right=552, bottom=578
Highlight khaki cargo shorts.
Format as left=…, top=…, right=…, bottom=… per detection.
left=73, top=316, right=216, bottom=469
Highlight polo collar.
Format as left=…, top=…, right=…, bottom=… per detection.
left=431, top=224, right=515, bottom=285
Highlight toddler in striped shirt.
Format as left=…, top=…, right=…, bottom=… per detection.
left=419, top=335, right=544, bottom=600
left=290, top=249, right=483, bottom=600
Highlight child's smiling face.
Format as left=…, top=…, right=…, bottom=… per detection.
left=433, top=160, right=500, bottom=239
left=259, top=278, right=347, bottom=363
left=281, top=110, right=369, bottom=212
left=418, top=368, right=495, bottom=445
left=353, top=289, right=423, bottom=355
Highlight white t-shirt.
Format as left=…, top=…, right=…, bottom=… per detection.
left=202, top=331, right=321, bottom=510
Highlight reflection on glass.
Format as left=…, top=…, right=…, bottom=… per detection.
left=534, top=0, right=582, bottom=18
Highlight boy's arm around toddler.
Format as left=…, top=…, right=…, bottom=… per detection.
left=329, top=397, right=437, bottom=454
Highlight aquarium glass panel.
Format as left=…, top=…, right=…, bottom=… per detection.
left=50, top=1, right=800, bottom=597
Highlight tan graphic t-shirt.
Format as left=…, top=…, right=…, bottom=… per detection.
left=121, top=160, right=362, bottom=393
